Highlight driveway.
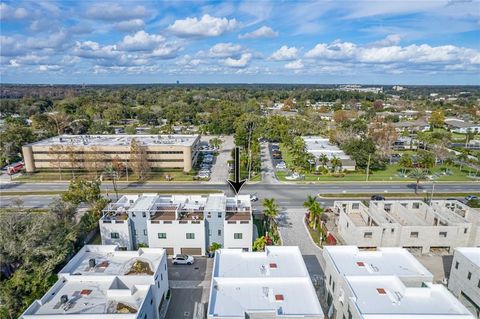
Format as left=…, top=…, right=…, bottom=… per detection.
left=208, top=135, right=234, bottom=183
left=165, top=257, right=213, bottom=319
left=260, top=142, right=279, bottom=184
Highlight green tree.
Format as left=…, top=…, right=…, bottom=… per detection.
left=130, top=138, right=150, bottom=181
left=262, top=198, right=279, bottom=232
left=103, top=166, right=119, bottom=200
left=399, top=153, right=413, bottom=175
left=417, top=150, right=436, bottom=169
left=429, top=110, right=445, bottom=128
left=330, top=155, right=342, bottom=172
left=408, top=168, right=429, bottom=194
left=61, top=178, right=101, bottom=207
left=252, top=236, right=268, bottom=251
left=303, top=195, right=317, bottom=211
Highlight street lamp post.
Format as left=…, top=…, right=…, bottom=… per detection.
left=430, top=181, right=436, bottom=205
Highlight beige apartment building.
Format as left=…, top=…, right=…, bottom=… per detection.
left=22, top=134, right=200, bottom=173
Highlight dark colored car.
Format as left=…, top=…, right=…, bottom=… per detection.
left=371, top=194, right=385, bottom=201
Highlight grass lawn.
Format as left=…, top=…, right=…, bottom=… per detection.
left=276, top=163, right=477, bottom=182
left=15, top=169, right=196, bottom=182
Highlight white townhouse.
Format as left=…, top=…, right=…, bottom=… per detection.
left=20, top=245, right=169, bottom=319
left=208, top=246, right=324, bottom=319
left=323, top=246, right=474, bottom=319
left=100, top=193, right=253, bottom=255
left=448, top=247, right=480, bottom=318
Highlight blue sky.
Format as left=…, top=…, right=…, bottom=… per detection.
left=1, top=0, right=479, bottom=84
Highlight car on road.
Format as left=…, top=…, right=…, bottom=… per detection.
left=172, top=254, right=195, bottom=265
left=371, top=194, right=385, bottom=201
left=465, top=195, right=478, bottom=201
left=250, top=194, right=258, bottom=202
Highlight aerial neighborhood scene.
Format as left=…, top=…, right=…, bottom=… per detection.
left=1, top=1, right=480, bottom=319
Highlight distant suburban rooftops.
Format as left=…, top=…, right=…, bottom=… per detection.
left=25, top=134, right=199, bottom=147
left=208, top=246, right=324, bottom=318
left=455, top=247, right=480, bottom=268
left=324, top=246, right=432, bottom=279
left=346, top=276, right=474, bottom=317
left=21, top=245, right=166, bottom=318
left=445, top=119, right=479, bottom=128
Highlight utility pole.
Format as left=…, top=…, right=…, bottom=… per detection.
left=125, top=158, right=129, bottom=182
left=365, top=154, right=371, bottom=182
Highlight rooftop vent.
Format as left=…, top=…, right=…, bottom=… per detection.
left=377, top=288, right=387, bottom=295
left=269, top=263, right=277, bottom=269
left=356, top=261, right=365, bottom=267
left=80, top=289, right=92, bottom=296
left=60, top=295, right=69, bottom=304
left=89, top=258, right=96, bottom=268
left=275, top=294, right=284, bottom=301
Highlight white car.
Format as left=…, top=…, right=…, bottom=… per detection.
left=250, top=194, right=258, bottom=202
left=172, top=254, right=195, bottom=265
left=285, top=172, right=301, bottom=180
left=276, top=161, right=287, bottom=169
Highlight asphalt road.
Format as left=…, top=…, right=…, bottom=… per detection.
left=1, top=181, right=478, bottom=208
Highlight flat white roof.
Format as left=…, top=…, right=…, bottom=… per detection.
left=27, top=134, right=199, bottom=147
left=208, top=247, right=324, bottom=318
left=302, top=136, right=351, bottom=160
left=21, top=245, right=166, bottom=318
left=346, top=276, right=474, bottom=318
left=455, top=247, right=480, bottom=268
left=324, top=246, right=433, bottom=279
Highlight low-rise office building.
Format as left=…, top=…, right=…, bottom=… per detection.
left=20, top=245, right=169, bottom=319
left=208, top=246, right=324, bottom=319
left=303, top=136, right=356, bottom=171
left=22, top=134, right=200, bottom=173
left=448, top=247, right=480, bottom=318
left=100, top=194, right=253, bottom=255
left=323, top=246, right=474, bottom=319
left=335, top=200, right=480, bottom=253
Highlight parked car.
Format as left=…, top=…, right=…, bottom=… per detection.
left=285, top=172, right=302, bottom=180
left=172, top=255, right=195, bottom=265
left=465, top=195, right=478, bottom=201
left=276, top=161, right=287, bottom=169
left=250, top=194, right=258, bottom=202
left=371, top=194, right=385, bottom=201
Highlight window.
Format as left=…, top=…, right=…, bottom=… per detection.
left=111, top=232, right=119, bottom=239
left=352, top=203, right=359, bottom=209
left=143, top=229, right=147, bottom=236
left=158, top=233, right=167, bottom=239
left=464, top=228, right=468, bottom=234
left=218, top=229, right=222, bottom=236
left=218, top=212, right=222, bottom=218
left=332, top=281, right=335, bottom=293
left=410, top=232, right=419, bottom=238
left=234, top=233, right=243, bottom=239
left=161, top=273, right=163, bottom=281
left=455, top=261, right=459, bottom=269
left=364, top=232, right=372, bottom=238
left=439, top=231, right=447, bottom=238
left=132, top=212, right=136, bottom=217
left=142, top=212, right=146, bottom=218
left=186, top=233, right=195, bottom=239
left=467, top=272, right=472, bottom=280
left=413, top=203, right=420, bottom=209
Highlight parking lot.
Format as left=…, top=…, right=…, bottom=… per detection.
left=165, top=257, right=213, bottom=319
left=197, top=135, right=233, bottom=183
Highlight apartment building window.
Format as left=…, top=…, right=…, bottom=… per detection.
left=142, top=212, right=146, bottom=218
left=410, top=232, right=419, bottom=238
left=111, top=232, right=119, bottom=239
left=364, top=232, right=372, bottom=238
left=217, top=212, right=222, bottom=218
left=234, top=233, right=243, bottom=239
left=467, top=272, right=472, bottom=280
left=455, top=261, right=459, bottom=269
left=143, top=229, right=147, bottom=236
left=218, top=229, right=222, bottom=236
left=439, top=231, right=447, bottom=238
left=186, top=233, right=195, bottom=239
left=158, top=233, right=167, bottom=239
left=352, top=203, right=359, bottom=209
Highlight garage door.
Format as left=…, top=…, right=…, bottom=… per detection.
left=164, top=247, right=174, bottom=255
left=181, top=248, right=202, bottom=255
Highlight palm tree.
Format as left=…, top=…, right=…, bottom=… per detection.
left=399, top=153, right=413, bottom=175
left=408, top=168, right=429, bottom=194
left=330, top=156, right=342, bottom=172
left=262, top=198, right=279, bottom=232
left=457, top=152, right=469, bottom=171
left=308, top=201, right=324, bottom=230
left=209, top=137, right=222, bottom=149
left=319, top=154, right=329, bottom=168
left=303, top=195, right=317, bottom=211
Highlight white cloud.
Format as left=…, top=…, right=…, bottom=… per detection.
left=208, top=42, right=243, bottom=57
left=372, top=34, right=402, bottom=47
left=269, top=46, right=299, bottom=61
left=304, top=41, right=357, bottom=59
left=85, top=3, right=151, bottom=21
left=119, top=31, right=165, bottom=51
left=224, top=53, right=252, bottom=68
left=73, top=41, right=119, bottom=60
left=239, top=26, right=278, bottom=39
left=285, top=59, right=304, bottom=70
left=167, top=14, right=237, bottom=38
left=176, top=55, right=202, bottom=69
left=0, top=3, right=29, bottom=20
left=115, top=19, right=145, bottom=32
